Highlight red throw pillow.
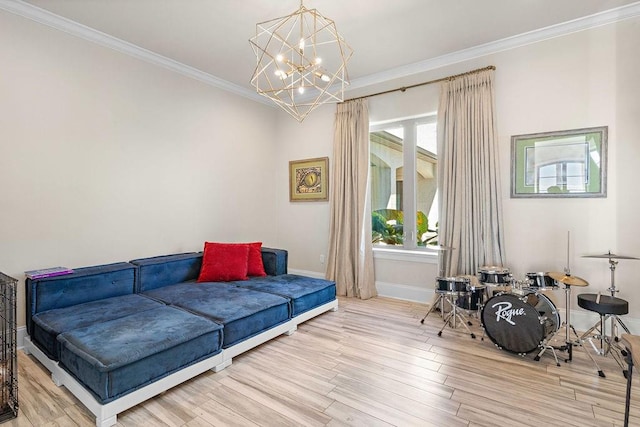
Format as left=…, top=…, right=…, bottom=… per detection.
left=197, top=242, right=250, bottom=282
left=246, top=242, right=267, bottom=277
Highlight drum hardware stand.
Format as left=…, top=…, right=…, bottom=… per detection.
left=580, top=251, right=638, bottom=377
left=420, top=245, right=455, bottom=324
left=534, top=234, right=603, bottom=372
left=536, top=336, right=563, bottom=367
left=420, top=292, right=445, bottom=323
left=534, top=283, right=602, bottom=374
left=602, top=254, right=631, bottom=346
left=437, top=292, right=476, bottom=339
left=579, top=308, right=628, bottom=376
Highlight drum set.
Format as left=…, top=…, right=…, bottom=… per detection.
left=421, top=265, right=595, bottom=366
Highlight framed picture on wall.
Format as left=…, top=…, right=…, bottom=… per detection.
left=511, top=126, right=607, bottom=198
left=289, top=157, right=329, bottom=202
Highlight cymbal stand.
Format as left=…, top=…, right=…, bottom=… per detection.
left=605, top=257, right=631, bottom=347
left=437, top=291, right=476, bottom=339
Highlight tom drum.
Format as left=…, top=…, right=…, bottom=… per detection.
left=478, top=266, right=511, bottom=284
left=455, top=275, right=486, bottom=311
left=525, top=272, right=558, bottom=290
left=436, top=276, right=469, bottom=293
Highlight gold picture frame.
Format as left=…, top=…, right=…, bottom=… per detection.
left=289, top=157, right=329, bottom=202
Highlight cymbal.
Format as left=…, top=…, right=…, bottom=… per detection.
left=548, top=271, right=589, bottom=287
left=583, top=251, right=639, bottom=260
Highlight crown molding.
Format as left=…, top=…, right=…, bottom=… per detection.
left=2, top=0, right=639, bottom=104
left=347, top=1, right=640, bottom=92
left=0, top=0, right=272, bottom=106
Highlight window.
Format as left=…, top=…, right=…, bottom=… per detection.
left=370, top=115, right=438, bottom=250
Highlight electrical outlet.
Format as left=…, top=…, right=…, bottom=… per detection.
left=320, top=254, right=325, bottom=264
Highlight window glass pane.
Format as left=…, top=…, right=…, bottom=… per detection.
left=371, top=128, right=404, bottom=246
left=417, top=122, right=437, bottom=154
left=416, top=122, right=438, bottom=246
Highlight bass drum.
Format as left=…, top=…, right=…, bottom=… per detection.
left=481, top=292, right=560, bottom=354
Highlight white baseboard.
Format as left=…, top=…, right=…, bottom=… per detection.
left=18, top=326, right=26, bottom=350
left=376, top=281, right=432, bottom=303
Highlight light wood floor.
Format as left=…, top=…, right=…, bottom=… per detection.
left=7, top=296, right=640, bottom=426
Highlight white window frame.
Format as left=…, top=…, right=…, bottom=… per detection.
left=370, top=114, right=438, bottom=262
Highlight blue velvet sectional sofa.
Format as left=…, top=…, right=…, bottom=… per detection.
left=23, top=248, right=337, bottom=427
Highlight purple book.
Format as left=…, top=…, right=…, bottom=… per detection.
left=25, top=267, right=74, bottom=280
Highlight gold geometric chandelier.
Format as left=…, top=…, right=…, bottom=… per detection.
left=250, top=1, right=353, bottom=122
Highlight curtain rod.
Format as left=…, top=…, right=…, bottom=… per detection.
left=342, top=65, right=496, bottom=103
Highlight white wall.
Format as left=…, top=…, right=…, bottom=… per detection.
left=3, top=8, right=638, bottom=334
left=273, top=105, right=335, bottom=273
left=0, top=11, right=279, bottom=328
left=275, top=17, right=640, bottom=331
left=615, top=17, right=640, bottom=332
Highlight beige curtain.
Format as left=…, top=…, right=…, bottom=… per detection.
left=437, top=69, right=505, bottom=276
left=326, top=99, right=377, bottom=299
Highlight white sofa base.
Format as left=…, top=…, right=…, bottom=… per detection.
left=214, top=298, right=339, bottom=371
left=23, top=299, right=339, bottom=427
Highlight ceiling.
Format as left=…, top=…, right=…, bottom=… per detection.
left=9, top=0, right=640, bottom=100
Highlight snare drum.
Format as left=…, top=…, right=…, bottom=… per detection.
left=435, top=276, right=468, bottom=293
left=481, top=291, right=560, bottom=354
left=478, top=266, right=511, bottom=284
left=525, top=272, right=558, bottom=290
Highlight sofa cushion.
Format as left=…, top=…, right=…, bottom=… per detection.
left=26, top=262, right=137, bottom=336
left=32, top=294, right=164, bottom=361
left=142, top=282, right=289, bottom=348
left=261, top=247, right=288, bottom=276
left=234, top=274, right=336, bottom=317
left=57, top=305, right=223, bottom=404
left=197, top=242, right=250, bottom=282
left=130, top=253, right=201, bottom=292
left=245, top=242, right=267, bottom=277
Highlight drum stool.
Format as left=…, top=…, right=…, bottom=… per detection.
left=578, top=293, right=630, bottom=377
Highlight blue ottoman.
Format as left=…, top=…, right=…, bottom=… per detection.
left=57, top=305, right=223, bottom=403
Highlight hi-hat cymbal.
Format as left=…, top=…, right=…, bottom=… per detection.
left=548, top=272, right=589, bottom=287
left=582, top=251, right=639, bottom=260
